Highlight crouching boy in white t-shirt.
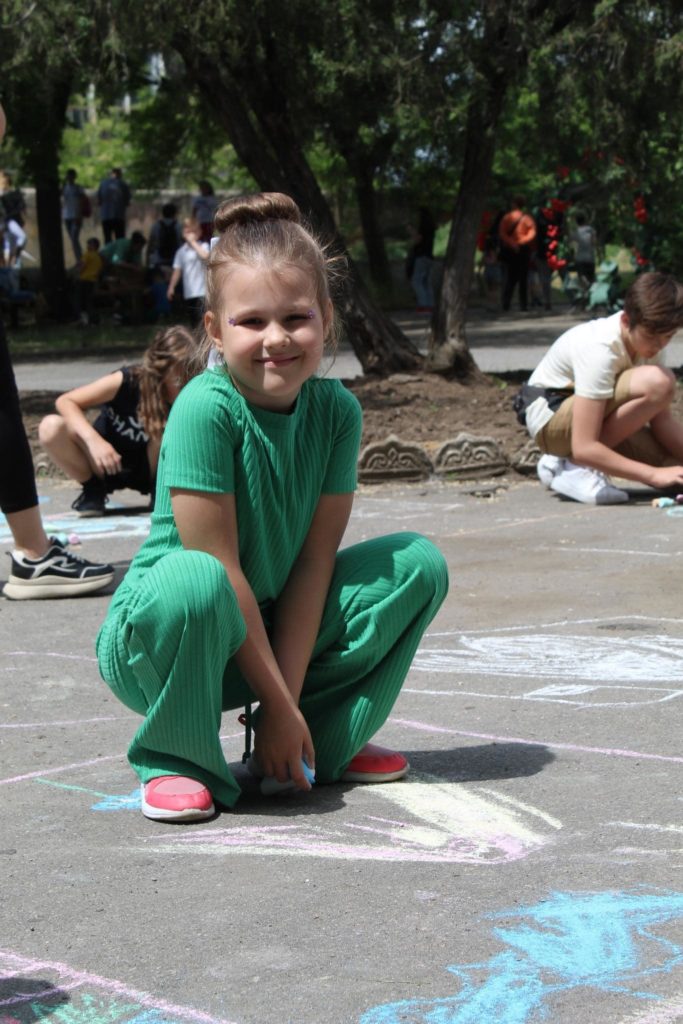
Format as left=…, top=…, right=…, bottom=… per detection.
left=516, top=272, right=683, bottom=504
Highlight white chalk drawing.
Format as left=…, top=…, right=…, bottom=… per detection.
left=413, top=633, right=683, bottom=684
left=0, top=948, right=236, bottom=1024
left=143, top=771, right=561, bottom=865
left=405, top=682, right=683, bottom=708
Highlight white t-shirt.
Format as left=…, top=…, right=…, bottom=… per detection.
left=525, top=312, right=665, bottom=438
left=172, top=241, right=209, bottom=299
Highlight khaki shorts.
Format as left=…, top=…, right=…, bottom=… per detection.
left=535, top=368, right=669, bottom=465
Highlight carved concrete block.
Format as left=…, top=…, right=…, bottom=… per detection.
left=511, top=440, right=542, bottom=476
left=434, top=433, right=508, bottom=479
left=358, top=435, right=433, bottom=483
left=34, top=456, right=58, bottom=478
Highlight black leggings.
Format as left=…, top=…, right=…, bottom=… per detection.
left=0, top=319, right=38, bottom=514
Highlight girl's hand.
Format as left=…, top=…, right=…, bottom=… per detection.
left=255, top=699, right=315, bottom=791
left=647, top=465, right=683, bottom=490
left=86, top=436, right=122, bottom=477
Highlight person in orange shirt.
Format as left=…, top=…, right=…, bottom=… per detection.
left=498, top=195, right=537, bottom=313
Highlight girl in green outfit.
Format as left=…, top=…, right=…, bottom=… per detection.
left=96, top=192, right=449, bottom=822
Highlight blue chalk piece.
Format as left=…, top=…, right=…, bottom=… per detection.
left=260, top=759, right=315, bottom=796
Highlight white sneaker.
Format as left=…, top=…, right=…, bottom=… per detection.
left=536, top=454, right=565, bottom=487
left=550, top=462, right=629, bottom=505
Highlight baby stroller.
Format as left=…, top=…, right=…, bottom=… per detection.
left=586, top=260, right=622, bottom=313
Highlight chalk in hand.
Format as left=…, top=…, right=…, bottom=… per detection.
left=260, top=759, right=315, bottom=796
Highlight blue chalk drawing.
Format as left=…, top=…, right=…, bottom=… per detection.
left=0, top=511, right=150, bottom=545
left=33, top=779, right=141, bottom=812
left=1, top=993, right=208, bottom=1024
left=125, top=1012, right=180, bottom=1024
left=360, top=888, right=683, bottom=1024
left=91, top=789, right=141, bottom=812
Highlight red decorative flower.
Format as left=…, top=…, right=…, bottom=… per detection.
left=550, top=198, right=570, bottom=213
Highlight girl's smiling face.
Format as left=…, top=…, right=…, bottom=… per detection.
left=207, top=265, right=330, bottom=411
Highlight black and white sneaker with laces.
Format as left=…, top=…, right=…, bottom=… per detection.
left=3, top=536, right=114, bottom=600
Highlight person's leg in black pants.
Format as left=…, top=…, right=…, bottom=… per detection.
left=502, top=252, right=521, bottom=311
left=0, top=319, right=40, bottom=523
left=518, top=248, right=531, bottom=312
left=0, top=320, right=114, bottom=597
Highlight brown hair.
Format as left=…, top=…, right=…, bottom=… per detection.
left=623, top=272, right=683, bottom=333
left=197, top=192, right=344, bottom=366
left=133, top=325, right=198, bottom=441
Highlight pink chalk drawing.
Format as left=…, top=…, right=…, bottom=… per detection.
left=0, top=949, right=237, bottom=1024
left=144, top=774, right=561, bottom=865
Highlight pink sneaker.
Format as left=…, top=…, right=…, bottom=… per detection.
left=341, top=743, right=409, bottom=783
left=141, top=775, right=215, bottom=822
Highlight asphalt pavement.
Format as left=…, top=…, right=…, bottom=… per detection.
left=4, top=306, right=683, bottom=1023
left=1, top=460, right=682, bottom=1022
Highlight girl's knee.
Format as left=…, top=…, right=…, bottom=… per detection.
left=391, top=532, right=449, bottom=603
left=146, top=549, right=236, bottom=621
left=37, top=413, right=65, bottom=447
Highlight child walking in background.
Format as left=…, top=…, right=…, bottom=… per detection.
left=167, top=217, right=209, bottom=326
left=75, top=237, right=103, bottom=325
left=515, top=272, right=683, bottom=504
left=96, top=192, right=449, bottom=823
left=39, top=326, right=196, bottom=516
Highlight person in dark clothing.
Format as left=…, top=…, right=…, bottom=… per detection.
left=0, top=101, right=114, bottom=600
left=38, top=326, right=197, bottom=515
left=147, top=203, right=183, bottom=278
left=498, top=196, right=537, bottom=312
left=407, top=207, right=436, bottom=312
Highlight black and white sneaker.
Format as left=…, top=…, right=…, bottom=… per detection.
left=3, top=537, right=115, bottom=600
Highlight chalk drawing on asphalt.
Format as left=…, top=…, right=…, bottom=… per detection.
left=359, top=888, right=683, bottom=1024
left=404, top=682, right=683, bottom=708
left=412, top=633, right=683, bottom=689
left=0, top=511, right=151, bottom=545
left=142, top=771, right=560, bottom=864
left=620, top=992, right=683, bottom=1023
left=0, top=948, right=237, bottom=1024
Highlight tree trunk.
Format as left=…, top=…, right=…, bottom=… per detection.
left=10, top=74, right=71, bottom=319
left=352, top=165, right=393, bottom=293
left=33, top=170, right=68, bottom=318
left=428, top=85, right=506, bottom=379
left=174, top=42, right=421, bottom=374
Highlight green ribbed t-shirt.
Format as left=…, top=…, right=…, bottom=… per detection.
left=109, top=369, right=362, bottom=610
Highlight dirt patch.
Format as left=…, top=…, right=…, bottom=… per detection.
left=20, top=373, right=683, bottom=477
left=344, top=372, right=529, bottom=456
left=20, top=375, right=530, bottom=475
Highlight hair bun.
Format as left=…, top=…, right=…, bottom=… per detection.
left=214, top=192, right=302, bottom=234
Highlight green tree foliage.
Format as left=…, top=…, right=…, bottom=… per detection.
left=120, top=0, right=423, bottom=372
left=0, top=0, right=123, bottom=314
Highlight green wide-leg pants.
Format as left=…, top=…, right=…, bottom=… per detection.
left=96, top=532, right=448, bottom=808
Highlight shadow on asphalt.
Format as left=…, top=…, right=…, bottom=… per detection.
left=0, top=978, right=70, bottom=1021
left=403, top=742, right=555, bottom=782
